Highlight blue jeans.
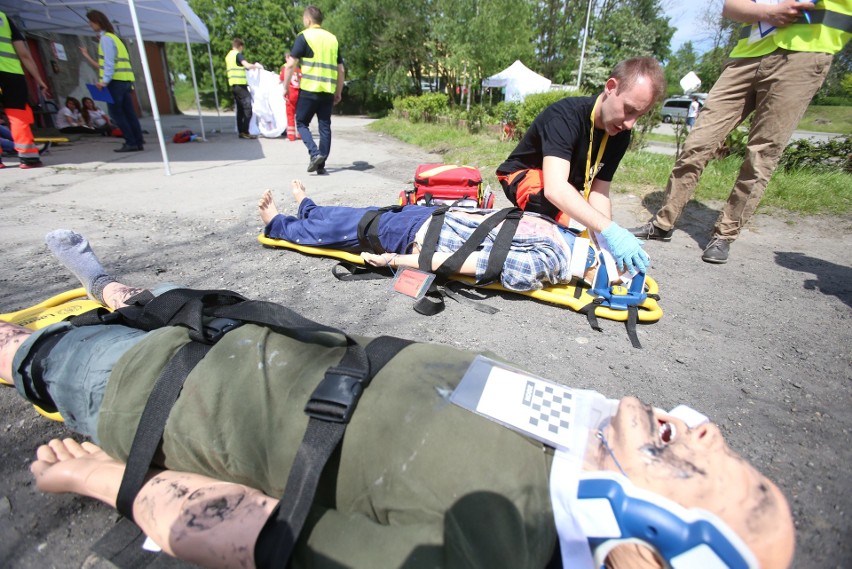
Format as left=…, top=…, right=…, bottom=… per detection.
left=107, top=80, right=144, bottom=148
left=295, top=92, right=333, bottom=159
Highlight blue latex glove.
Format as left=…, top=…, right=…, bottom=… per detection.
left=600, top=222, right=650, bottom=274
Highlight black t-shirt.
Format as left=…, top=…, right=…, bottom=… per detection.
left=7, top=17, right=24, bottom=41
left=498, top=96, right=631, bottom=191
left=290, top=32, right=344, bottom=64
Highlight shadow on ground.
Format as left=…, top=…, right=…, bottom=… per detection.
left=775, top=251, right=852, bottom=309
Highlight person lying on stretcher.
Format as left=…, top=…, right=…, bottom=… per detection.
left=259, top=180, right=648, bottom=292
left=1, top=232, right=791, bottom=569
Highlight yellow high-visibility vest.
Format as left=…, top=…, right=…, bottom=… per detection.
left=225, top=49, right=247, bottom=86
left=98, top=32, right=135, bottom=82
left=299, top=26, right=339, bottom=94
left=0, top=11, right=24, bottom=75
left=730, top=0, right=850, bottom=58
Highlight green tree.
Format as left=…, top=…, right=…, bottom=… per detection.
left=591, top=0, right=673, bottom=68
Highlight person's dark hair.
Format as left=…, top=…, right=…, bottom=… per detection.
left=232, top=38, right=244, bottom=49
left=86, top=10, right=115, bottom=35
left=304, top=6, right=324, bottom=25
left=609, top=57, right=666, bottom=103
left=65, top=96, right=81, bottom=111
left=80, top=97, right=96, bottom=123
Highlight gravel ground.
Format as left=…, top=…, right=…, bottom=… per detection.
left=0, top=116, right=850, bottom=568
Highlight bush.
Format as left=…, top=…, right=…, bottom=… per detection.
left=779, top=136, right=851, bottom=173
left=392, top=93, right=450, bottom=123
left=515, top=91, right=572, bottom=135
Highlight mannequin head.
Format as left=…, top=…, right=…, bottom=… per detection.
left=588, top=397, right=795, bottom=568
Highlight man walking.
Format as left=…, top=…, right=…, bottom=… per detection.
left=282, top=5, right=345, bottom=175
left=686, top=95, right=700, bottom=129
left=0, top=10, right=50, bottom=169
left=630, top=0, right=850, bottom=264
left=225, top=38, right=263, bottom=139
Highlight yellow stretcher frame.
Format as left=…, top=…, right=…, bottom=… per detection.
left=257, top=235, right=663, bottom=323
left=1, top=288, right=104, bottom=421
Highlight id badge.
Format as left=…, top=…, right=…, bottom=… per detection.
left=451, top=356, right=584, bottom=451
left=392, top=268, right=436, bottom=300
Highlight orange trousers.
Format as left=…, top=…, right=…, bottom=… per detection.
left=7, top=106, right=39, bottom=160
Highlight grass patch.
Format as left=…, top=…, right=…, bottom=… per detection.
left=173, top=81, right=221, bottom=113
left=371, top=116, right=851, bottom=216
left=797, top=105, right=852, bottom=134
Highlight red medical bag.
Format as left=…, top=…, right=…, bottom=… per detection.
left=399, top=164, right=495, bottom=208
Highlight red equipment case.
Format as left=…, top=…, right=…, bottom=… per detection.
left=400, top=164, right=494, bottom=208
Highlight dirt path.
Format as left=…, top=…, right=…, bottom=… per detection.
left=1, top=116, right=850, bottom=567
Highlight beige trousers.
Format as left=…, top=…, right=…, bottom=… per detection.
left=654, top=50, right=833, bottom=240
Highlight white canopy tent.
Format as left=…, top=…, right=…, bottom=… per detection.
left=0, top=0, right=217, bottom=175
left=482, top=60, right=552, bottom=102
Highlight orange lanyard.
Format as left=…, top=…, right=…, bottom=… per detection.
left=584, top=95, right=609, bottom=201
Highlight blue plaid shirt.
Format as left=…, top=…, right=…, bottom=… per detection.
left=437, top=211, right=575, bottom=291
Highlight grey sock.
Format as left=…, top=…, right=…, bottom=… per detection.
left=44, top=229, right=115, bottom=304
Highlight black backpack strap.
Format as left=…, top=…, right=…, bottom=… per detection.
left=255, top=335, right=413, bottom=568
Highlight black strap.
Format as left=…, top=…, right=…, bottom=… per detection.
left=257, top=335, right=413, bottom=568
left=331, top=260, right=392, bottom=281
left=419, top=207, right=521, bottom=282
left=626, top=305, right=642, bottom=349
left=356, top=206, right=403, bottom=254
left=92, top=518, right=196, bottom=568
left=115, top=341, right=212, bottom=521
left=417, top=207, right=450, bottom=272
left=477, top=209, right=522, bottom=285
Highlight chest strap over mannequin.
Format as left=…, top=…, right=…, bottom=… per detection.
left=70, top=288, right=413, bottom=568
left=357, top=205, right=404, bottom=254
left=418, top=206, right=522, bottom=285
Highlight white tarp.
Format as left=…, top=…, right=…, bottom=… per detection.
left=247, top=68, right=287, bottom=139
left=482, top=60, right=552, bottom=102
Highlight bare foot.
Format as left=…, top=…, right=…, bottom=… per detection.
left=30, top=438, right=125, bottom=506
left=291, top=179, right=307, bottom=205
left=258, top=189, right=280, bottom=225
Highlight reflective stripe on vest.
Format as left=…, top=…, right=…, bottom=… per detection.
left=731, top=1, right=851, bottom=58
left=225, top=49, right=246, bottom=85
left=299, top=27, right=338, bottom=94
left=98, top=32, right=135, bottom=82
left=0, top=12, right=24, bottom=75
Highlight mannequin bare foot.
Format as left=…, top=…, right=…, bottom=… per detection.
left=258, top=189, right=280, bottom=225
left=30, top=438, right=125, bottom=506
left=291, top=179, right=307, bottom=205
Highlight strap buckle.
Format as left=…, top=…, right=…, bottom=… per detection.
left=305, top=365, right=369, bottom=423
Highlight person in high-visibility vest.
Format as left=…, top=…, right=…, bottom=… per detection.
left=78, top=10, right=145, bottom=153
left=225, top=38, right=263, bottom=139
left=630, top=0, right=850, bottom=264
left=281, top=5, right=345, bottom=175
left=0, top=10, right=50, bottom=169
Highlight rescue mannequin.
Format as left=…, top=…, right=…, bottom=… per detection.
left=1, top=232, right=794, bottom=569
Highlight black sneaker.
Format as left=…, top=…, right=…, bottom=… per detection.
left=114, top=144, right=141, bottom=153
left=316, top=166, right=328, bottom=175
left=702, top=238, right=730, bottom=264
left=628, top=221, right=674, bottom=241
left=307, top=154, right=326, bottom=173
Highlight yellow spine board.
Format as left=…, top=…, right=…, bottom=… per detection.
left=0, top=288, right=103, bottom=421
left=257, top=234, right=663, bottom=322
